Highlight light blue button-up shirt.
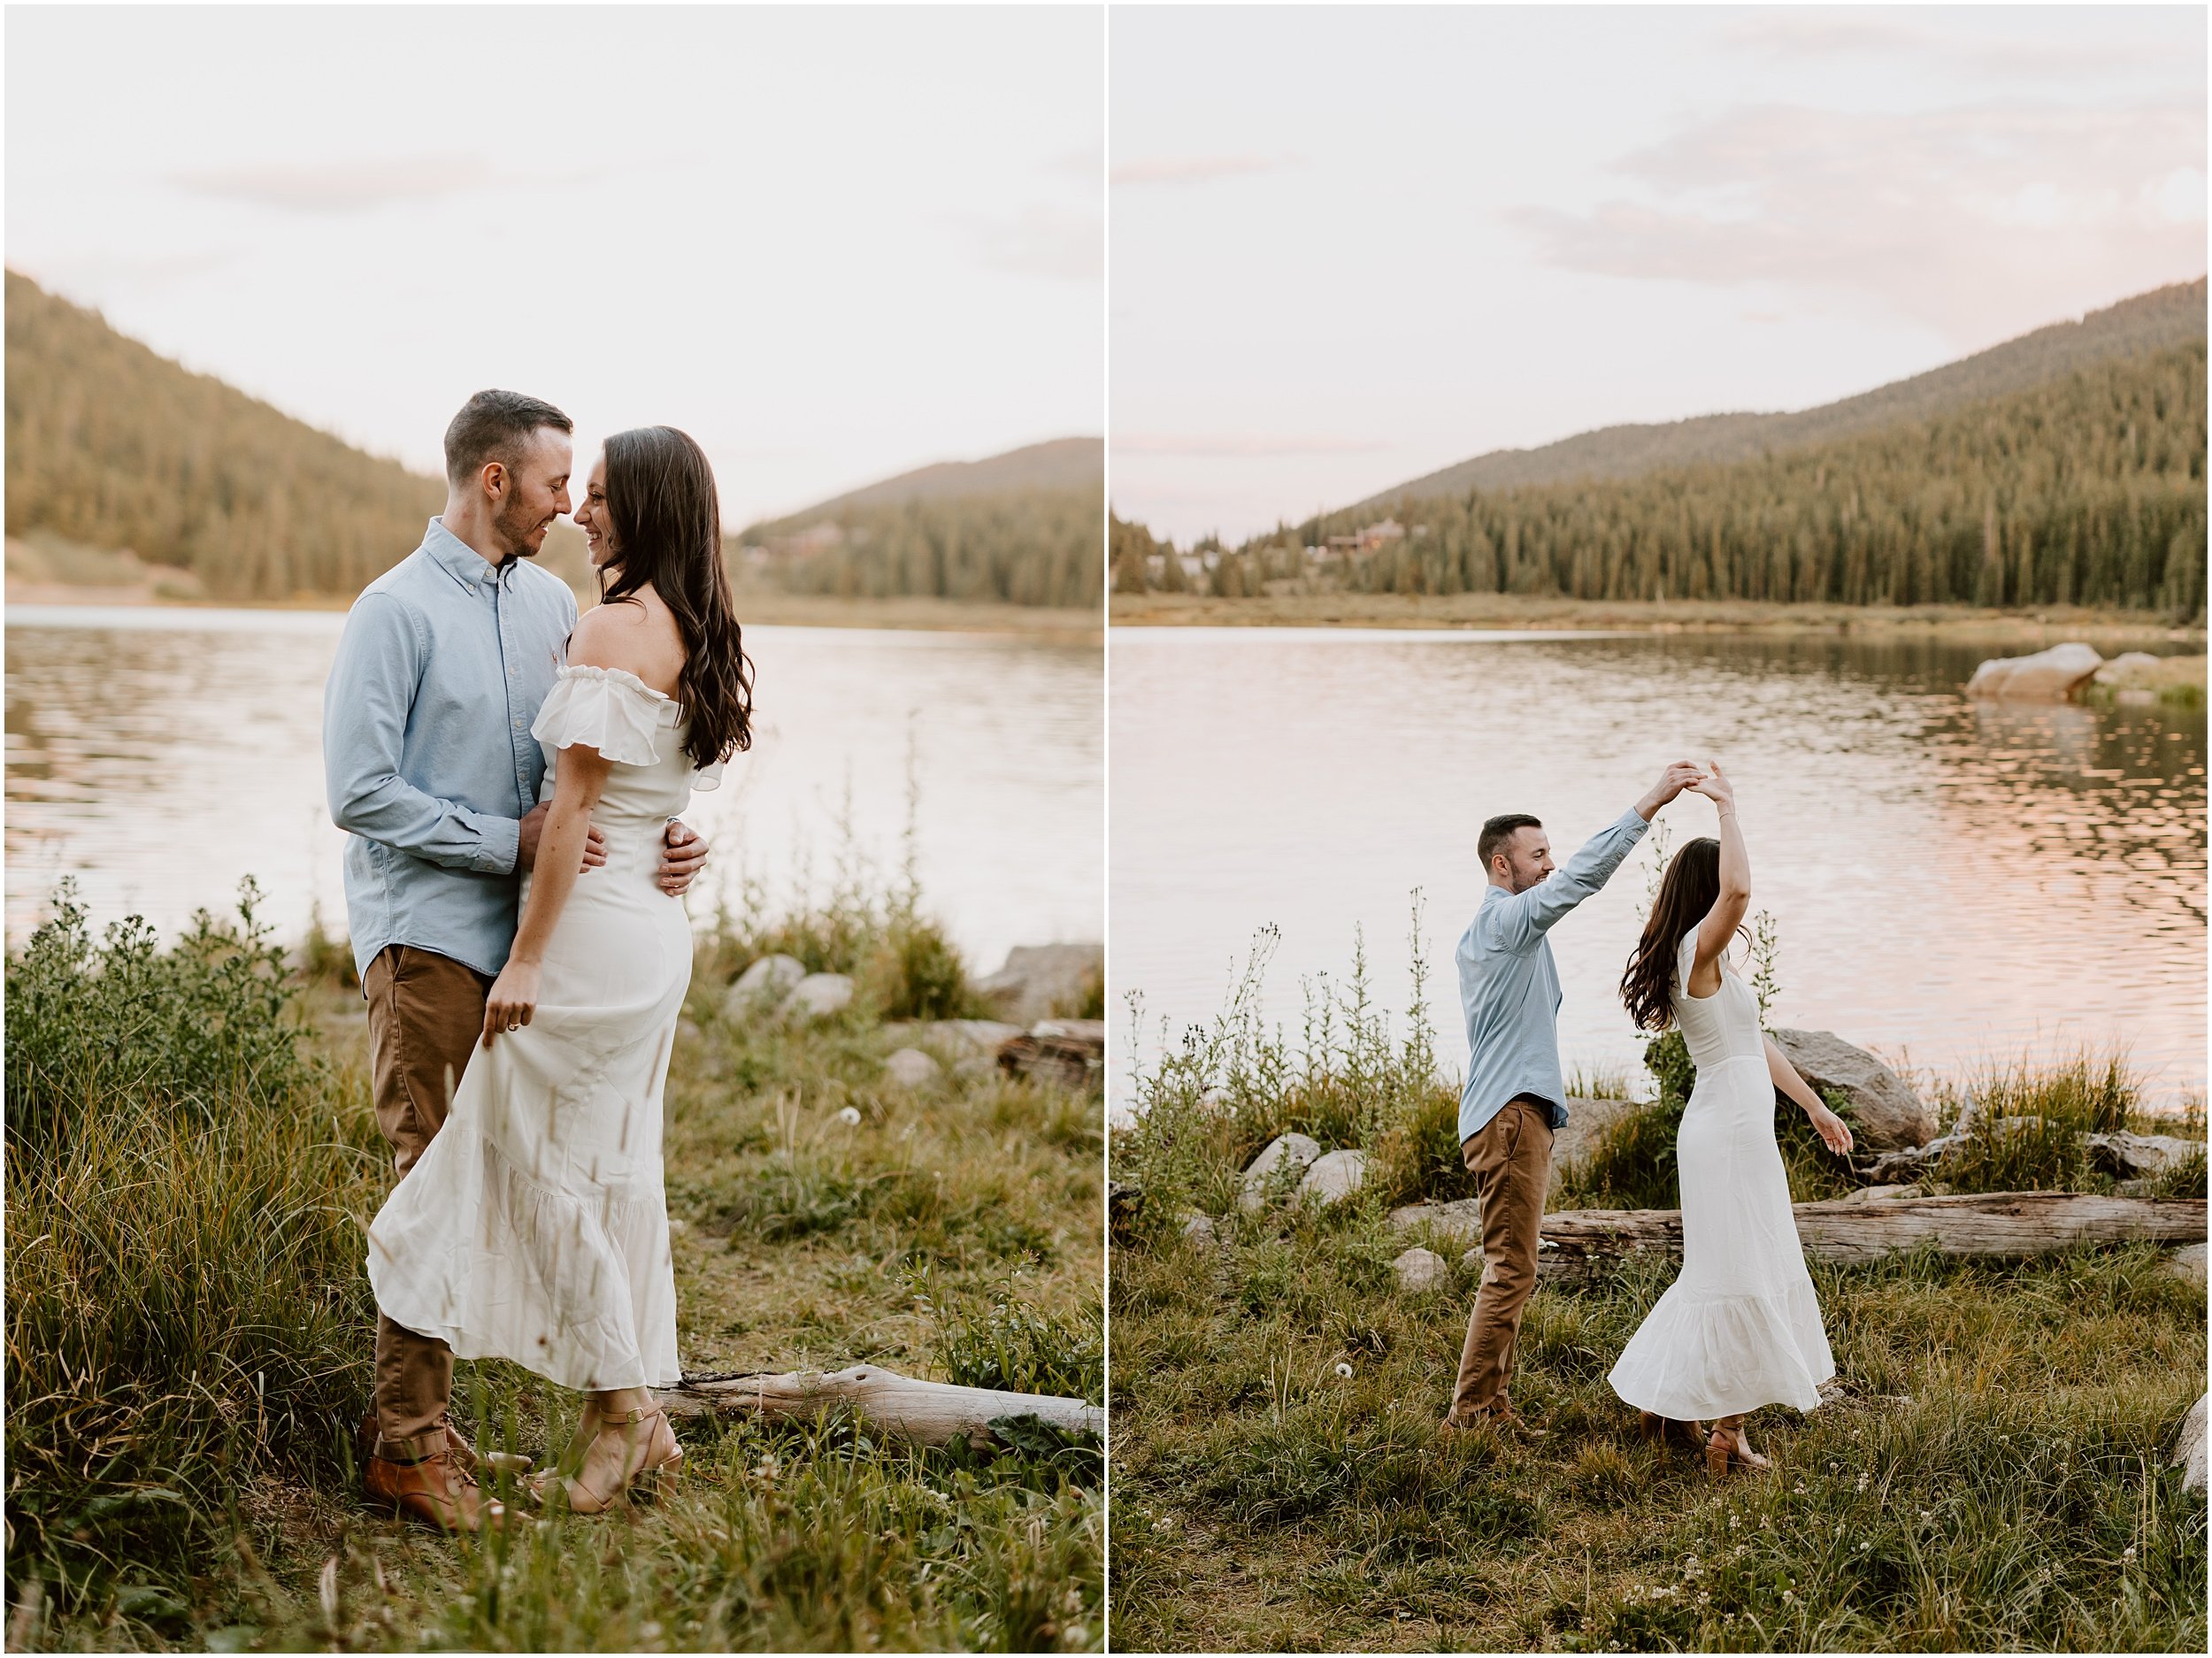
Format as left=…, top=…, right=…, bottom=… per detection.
left=323, top=518, right=578, bottom=982
left=1455, top=806, right=1650, bottom=1145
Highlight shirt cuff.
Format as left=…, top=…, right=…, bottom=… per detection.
left=479, top=814, right=521, bottom=875
left=1618, top=805, right=1653, bottom=836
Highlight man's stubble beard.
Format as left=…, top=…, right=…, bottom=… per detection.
left=493, top=492, right=547, bottom=561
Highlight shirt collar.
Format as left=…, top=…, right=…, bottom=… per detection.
left=423, top=517, right=513, bottom=591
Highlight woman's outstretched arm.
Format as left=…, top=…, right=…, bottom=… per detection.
left=1686, top=761, right=1749, bottom=999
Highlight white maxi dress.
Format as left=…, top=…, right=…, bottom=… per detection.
left=368, top=664, right=717, bottom=1393
left=1607, top=931, right=1834, bottom=1420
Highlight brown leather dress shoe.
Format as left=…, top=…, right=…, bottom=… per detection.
left=364, top=1446, right=521, bottom=1532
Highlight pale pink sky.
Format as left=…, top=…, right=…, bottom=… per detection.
left=1110, top=4, right=2207, bottom=542
left=6, top=5, right=1104, bottom=528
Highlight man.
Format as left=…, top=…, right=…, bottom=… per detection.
left=324, top=389, right=709, bottom=1530
left=1441, top=763, right=1703, bottom=1439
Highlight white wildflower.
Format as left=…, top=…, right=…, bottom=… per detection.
left=837, top=1106, right=862, bottom=1125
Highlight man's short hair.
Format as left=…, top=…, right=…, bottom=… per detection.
left=1479, top=813, right=1543, bottom=871
left=443, top=389, right=572, bottom=487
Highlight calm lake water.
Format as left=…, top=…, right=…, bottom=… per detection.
left=5, top=606, right=1102, bottom=972
left=1110, top=627, right=2206, bottom=1112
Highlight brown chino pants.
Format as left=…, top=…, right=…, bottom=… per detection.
left=364, top=944, right=492, bottom=1462
left=1448, top=1094, right=1555, bottom=1421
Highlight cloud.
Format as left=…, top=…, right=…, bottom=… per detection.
left=1112, top=434, right=1391, bottom=458
left=965, top=203, right=1102, bottom=282
left=1504, top=99, right=2208, bottom=344
left=1721, top=10, right=2189, bottom=81
left=173, top=156, right=494, bottom=212
left=1110, top=153, right=1301, bottom=188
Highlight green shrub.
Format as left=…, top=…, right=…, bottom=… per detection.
left=1366, top=1077, right=1479, bottom=1208
left=866, top=916, right=985, bottom=1021
left=4, top=879, right=321, bottom=1152
left=4, top=887, right=371, bottom=1628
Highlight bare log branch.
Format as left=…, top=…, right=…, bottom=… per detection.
left=652, top=1363, right=1102, bottom=1449
left=1389, top=1192, right=2208, bottom=1282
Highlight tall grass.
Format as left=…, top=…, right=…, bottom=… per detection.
left=5, top=873, right=1102, bottom=1651
left=1109, top=923, right=2208, bottom=1653
left=700, top=782, right=993, bottom=1023
left=1115, top=904, right=1455, bottom=1221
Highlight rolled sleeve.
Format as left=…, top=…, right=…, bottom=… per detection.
left=324, top=594, right=521, bottom=874
left=1491, top=807, right=1649, bottom=948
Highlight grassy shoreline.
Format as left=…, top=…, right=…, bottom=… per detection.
left=5, top=883, right=1104, bottom=1651
left=1109, top=589, right=2206, bottom=644
left=1107, top=944, right=2208, bottom=1653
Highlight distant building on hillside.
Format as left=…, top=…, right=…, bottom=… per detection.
left=1325, top=518, right=1407, bottom=557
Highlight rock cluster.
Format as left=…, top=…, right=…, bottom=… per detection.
left=1964, top=642, right=2105, bottom=702
left=1231, top=1132, right=1372, bottom=1212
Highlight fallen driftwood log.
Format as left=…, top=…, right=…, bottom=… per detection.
left=654, top=1363, right=1102, bottom=1449
left=1390, top=1193, right=2208, bottom=1282
left=998, top=1019, right=1105, bottom=1088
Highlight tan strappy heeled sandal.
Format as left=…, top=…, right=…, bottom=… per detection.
left=532, top=1404, right=684, bottom=1514
left=1704, top=1422, right=1772, bottom=1477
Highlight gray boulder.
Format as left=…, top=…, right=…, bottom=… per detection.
left=2164, top=1242, right=2207, bottom=1290
left=2176, top=1393, right=2207, bottom=1493
left=975, top=942, right=1102, bottom=1024
left=1393, top=1246, right=1448, bottom=1293
left=779, top=972, right=854, bottom=1023
left=1387, top=1196, right=1484, bottom=1249
left=1240, top=1132, right=1321, bottom=1212
left=2087, top=1132, right=2201, bottom=1179
left=1297, top=1148, right=1368, bottom=1206
left=1964, top=642, right=2103, bottom=702
left=724, top=953, right=805, bottom=1019
left=1181, top=1213, right=1221, bottom=1251
left=2095, top=650, right=2164, bottom=686
left=1769, top=1028, right=1935, bottom=1149
left=883, top=1048, right=942, bottom=1089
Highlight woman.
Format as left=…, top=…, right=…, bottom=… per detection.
left=1607, top=762, right=1854, bottom=1476
left=368, top=426, right=755, bottom=1512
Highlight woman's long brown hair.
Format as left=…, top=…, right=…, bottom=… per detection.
left=597, top=426, right=755, bottom=769
left=1618, top=836, right=1742, bottom=1031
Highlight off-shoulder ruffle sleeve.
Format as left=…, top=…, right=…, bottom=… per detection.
left=529, top=664, right=669, bottom=766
